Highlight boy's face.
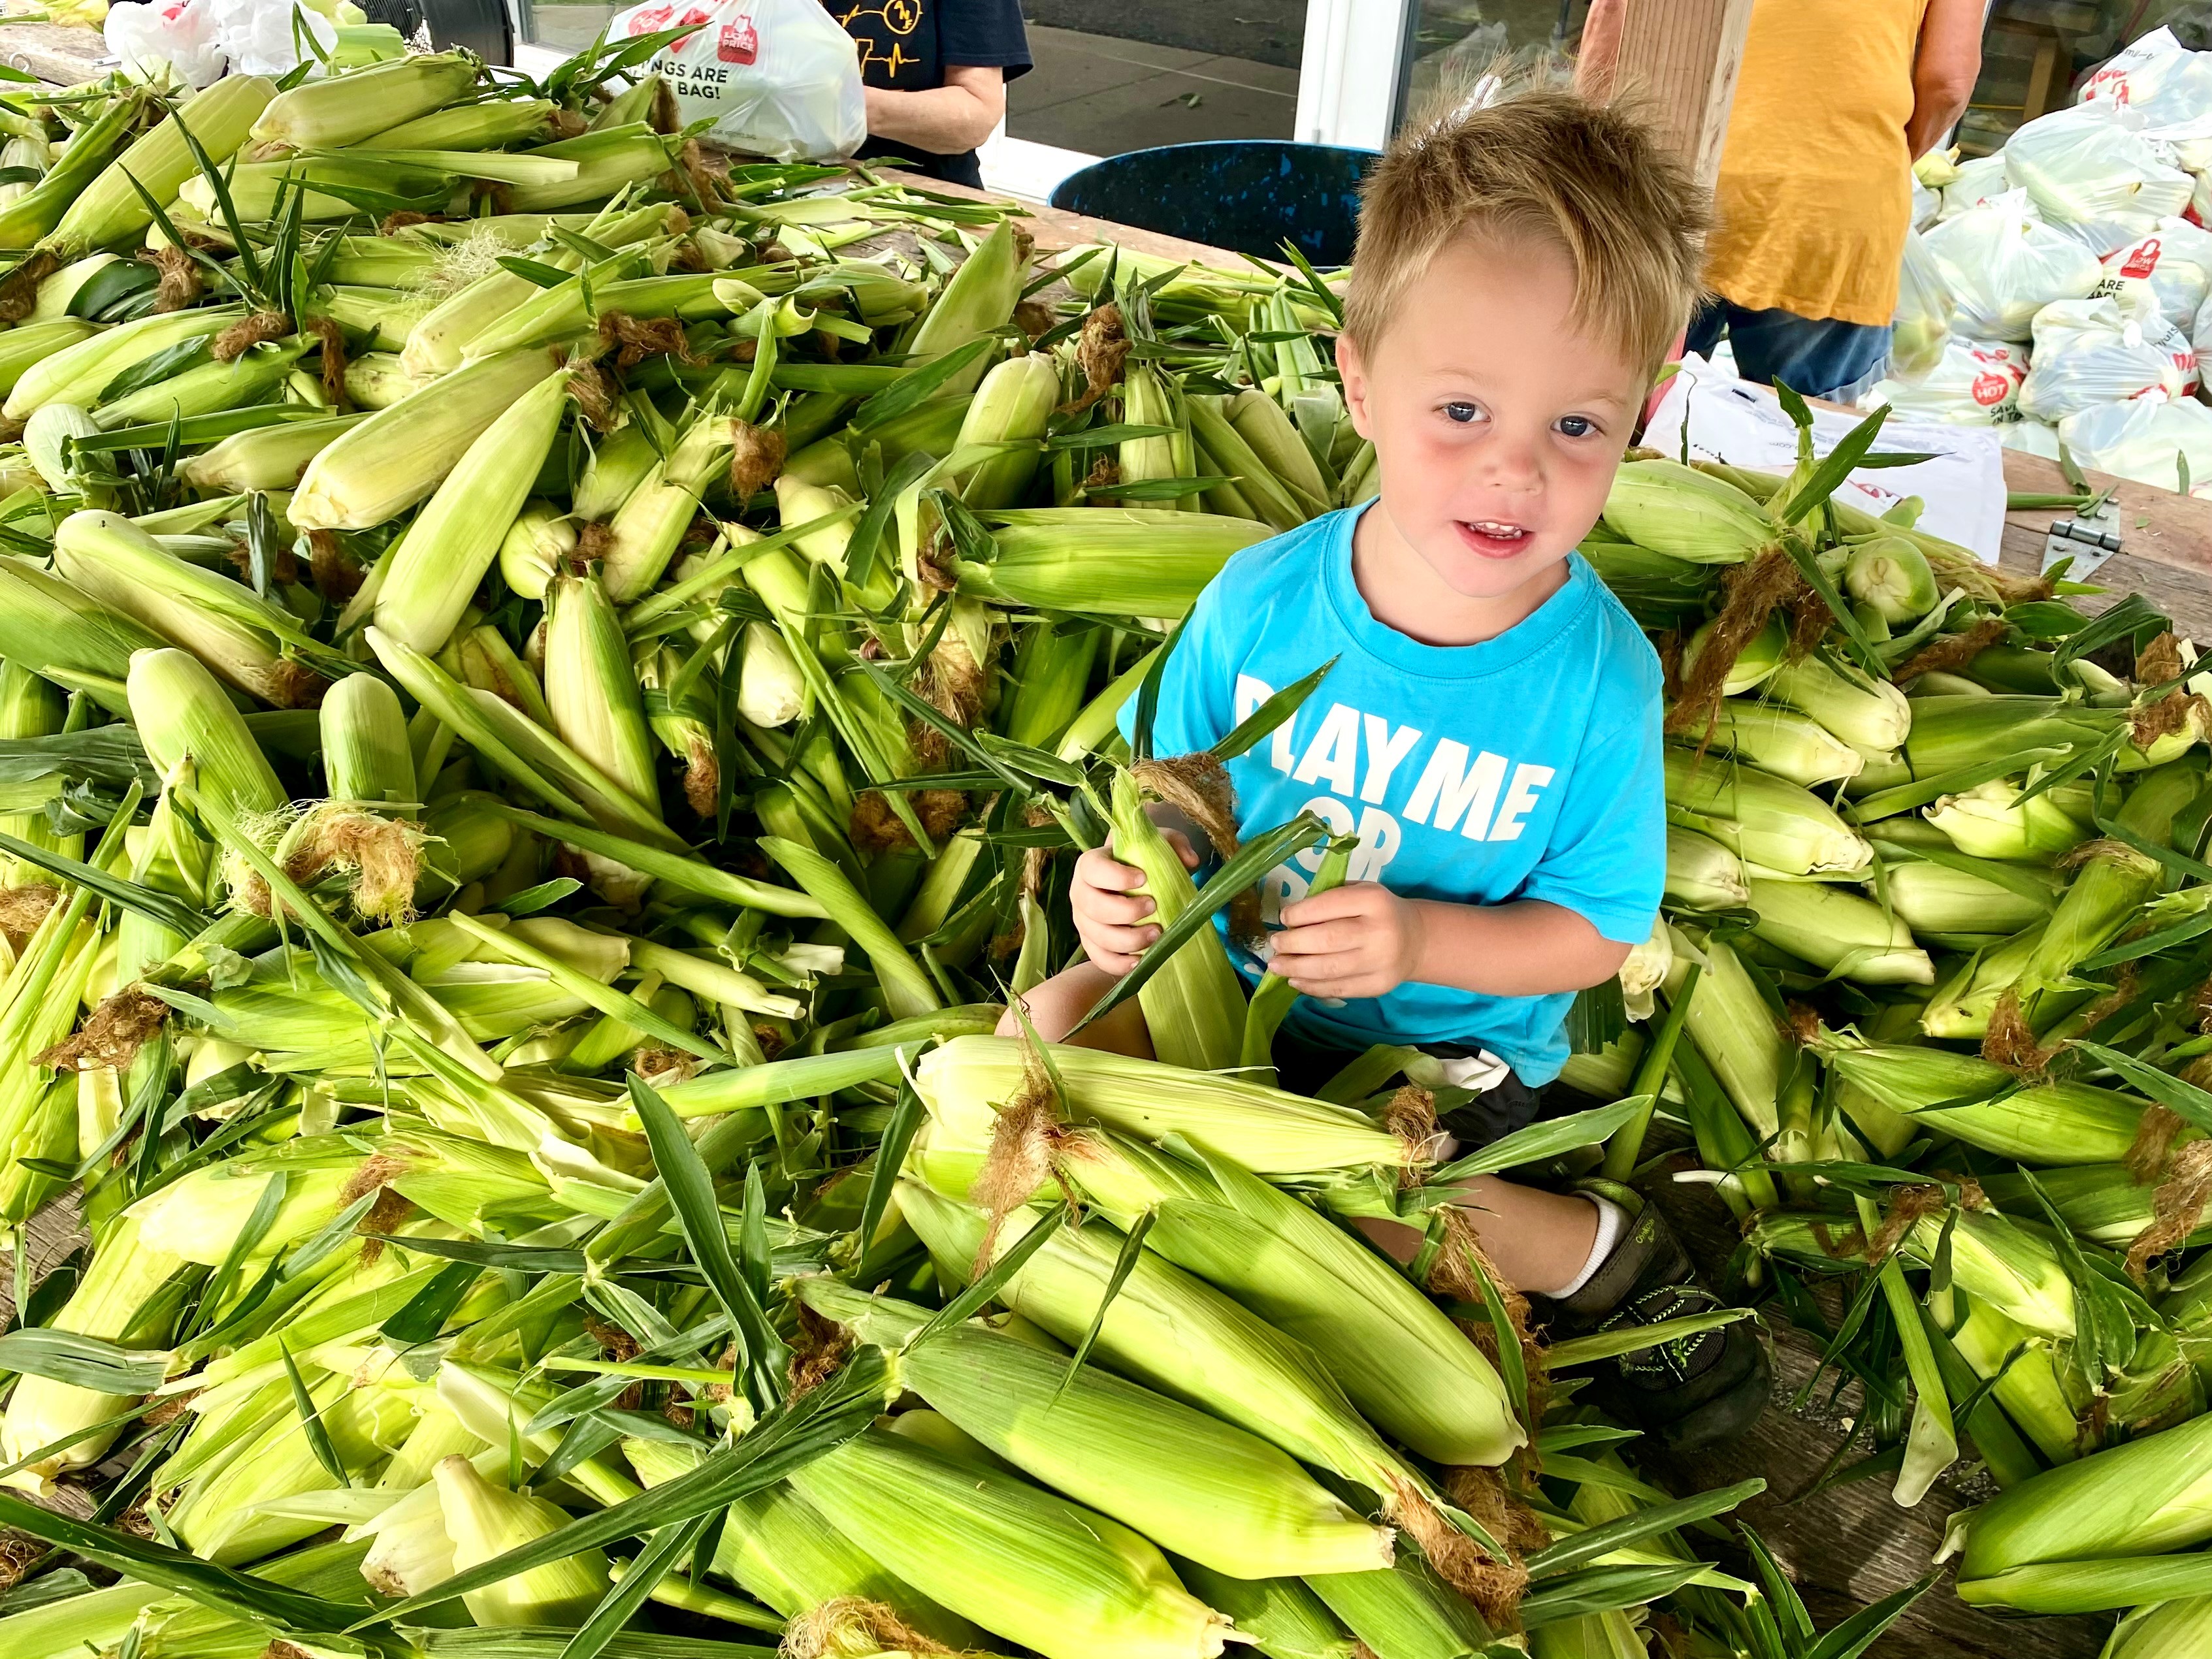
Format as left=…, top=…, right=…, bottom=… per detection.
left=1339, top=234, right=1644, bottom=613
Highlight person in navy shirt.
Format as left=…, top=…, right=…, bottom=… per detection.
left=823, top=0, right=1031, bottom=187
left=1006, top=81, right=1772, bottom=1449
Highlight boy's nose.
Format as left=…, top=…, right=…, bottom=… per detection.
left=1478, top=436, right=1544, bottom=493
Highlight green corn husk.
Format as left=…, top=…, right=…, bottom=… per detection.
left=0, top=1215, right=186, bottom=1494
left=600, top=407, right=739, bottom=603
left=178, top=414, right=368, bottom=492
left=1846, top=534, right=1940, bottom=623
left=433, top=1454, right=610, bottom=1628
left=896, top=1184, right=1439, bottom=1516
left=355, top=96, right=559, bottom=152
left=320, top=672, right=417, bottom=805
left=1663, top=750, right=1872, bottom=877
left=1745, top=876, right=1932, bottom=984
left=1662, top=925, right=1788, bottom=1136
left=1687, top=704, right=1864, bottom=787
left=2013, top=760, right=2205, bottom=1004
left=0, top=1580, right=166, bottom=1658
left=957, top=509, right=1274, bottom=615
left=915, top=1035, right=1413, bottom=1177
left=952, top=351, right=1060, bottom=509
left=1921, top=922, right=2048, bottom=1039
left=0, top=318, right=101, bottom=395
left=623, top=1438, right=981, bottom=1647
left=93, top=339, right=307, bottom=432
left=1105, top=766, right=1244, bottom=1071
left=1174, top=1564, right=1351, bottom=1658
left=788, top=1424, right=1235, bottom=1659
left=1981, top=1163, right=2211, bottom=1251
left=1882, top=856, right=2058, bottom=934
left=54, top=511, right=319, bottom=710
left=1599, top=459, right=1774, bottom=562
left=1751, top=1204, right=2075, bottom=1340
left=2103, top=1599, right=2212, bottom=1659
left=735, top=620, right=804, bottom=728
left=1935, top=1285, right=2080, bottom=1467
left=501, top=129, right=674, bottom=214
left=0, top=89, right=145, bottom=251
left=1664, top=827, right=1749, bottom=909
left=127, top=649, right=285, bottom=816
left=1766, top=649, right=1912, bottom=754
left=291, top=349, right=567, bottom=532
left=1307, top=1553, right=1509, bottom=1659
left=1810, top=1033, right=2151, bottom=1164
left=1042, top=1127, right=1518, bottom=1465
left=0, top=660, right=73, bottom=885
left=1682, top=615, right=1786, bottom=694
left=905, top=220, right=1024, bottom=396
left=4, top=305, right=247, bottom=421
left=252, top=53, right=480, bottom=148
left=800, top=1280, right=1395, bottom=1577
left=544, top=570, right=660, bottom=813
left=572, top=421, right=659, bottom=522
left=1959, top=1412, right=2212, bottom=1579
left=53, top=76, right=275, bottom=255
left=495, top=500, right=575, bottom=601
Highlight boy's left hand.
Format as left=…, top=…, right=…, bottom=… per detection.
left=1271, top=882, right=1427, bottom=1001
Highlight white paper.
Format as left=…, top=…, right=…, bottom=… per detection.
left=1640, top=353, right=2009, bottom=562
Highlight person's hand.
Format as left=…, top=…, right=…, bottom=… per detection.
left=1271, top=882, right=1427, bottom=1001
left=1071, top=831, right=1199, bottom=974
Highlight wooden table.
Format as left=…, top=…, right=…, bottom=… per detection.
left=1998, top=447, right=2212, bottom=636
left=0, top=19, right=106, bottom=87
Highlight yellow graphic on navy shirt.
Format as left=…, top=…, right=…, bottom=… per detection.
left=834, top=0, right=924, bottom=82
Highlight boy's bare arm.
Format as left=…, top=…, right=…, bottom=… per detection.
left=1270, top=884, right=1633, bottom=1002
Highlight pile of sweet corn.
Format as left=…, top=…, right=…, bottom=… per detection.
left=0, top=35, right=2199, bottom=1659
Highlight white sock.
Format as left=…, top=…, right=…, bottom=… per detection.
left=1550, top=1194, right=1627, bottom=1300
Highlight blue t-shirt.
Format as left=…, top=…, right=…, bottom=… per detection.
left=1120, top=504, right=1665, bottom=1085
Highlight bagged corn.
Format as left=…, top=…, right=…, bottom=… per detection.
left=2002, top=102, right=2194, bottom=251
left=2096, top=217, right=2212, bottom=322
left=2081, top=26, right=2212, bottom=125
left=2058, top=391, right=2212, bottom=493
left=1889, top=228, right=1954, bottom=378
left=2017, top=297, right=2198, bottom=421
left=1925, top=192, right=2102, bottom=340
left=1939, top=152, right=2014, bottom=221
left=1864, top=340, right=2027, bottom=425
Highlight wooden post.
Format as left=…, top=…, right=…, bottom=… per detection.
left=1599, top=0, right=1755, bottom=187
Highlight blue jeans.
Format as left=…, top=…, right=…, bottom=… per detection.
left=1685, top=299, right=1893, bottom=402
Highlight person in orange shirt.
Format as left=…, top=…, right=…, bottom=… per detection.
left=1582, top=0, right=1982, bottom=401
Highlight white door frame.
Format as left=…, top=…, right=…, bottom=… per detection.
left=1293, top=0, right=1413, bottom=149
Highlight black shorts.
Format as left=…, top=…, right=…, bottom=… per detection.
left=1270, top=1026, right=1550, bottom=1152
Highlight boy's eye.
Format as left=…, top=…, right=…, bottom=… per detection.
left=1443, top=401, right=1480, bottom=424
left=1557, top=415, right=1597, bottom=438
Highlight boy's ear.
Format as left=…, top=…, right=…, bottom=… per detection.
left=1337, top=329, right=1374, bottom=441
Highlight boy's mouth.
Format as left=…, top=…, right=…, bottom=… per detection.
left=1455, top=519, right=1533, bottom=558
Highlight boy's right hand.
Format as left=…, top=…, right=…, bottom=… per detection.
left=1071, top=831, right=1200, bottom=974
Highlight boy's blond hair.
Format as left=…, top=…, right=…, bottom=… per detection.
left=1344, top=82, right=1708, bottom=379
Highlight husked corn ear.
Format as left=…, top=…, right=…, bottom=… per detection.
left=788, top=1425, right=1235, bottom=1659
left=434, top=1454, right=610, bottom=1628
left=292, top=349, right=566, bottom=532
left=1601, top=459, right=1775, bottom=562
left=952, top=351, right=1060, bottom=508
left=1746, top=877, right=1932, bottom=984
left=800, top=1281, right=1395, bottom=1579
left=22, top=402, right=97, bottom=496
left=252, top=53, right=479, bottom=148
left=126, top=649, right=285, bottom=816
left=544, top=571, right=660, bottom=813
left=321, top=672, right=417, bottom=805
left=52, top=76, right=275, bottom=255
left=369, top=370, right=569, bottom=652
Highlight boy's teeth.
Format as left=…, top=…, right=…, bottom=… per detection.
left=1470, top=521, right=1525, bottom=537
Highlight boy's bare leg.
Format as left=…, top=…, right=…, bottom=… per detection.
left=994, top=961, right=1155, bottom=1057
left=1358, top=1176, right=1602, bottom=1297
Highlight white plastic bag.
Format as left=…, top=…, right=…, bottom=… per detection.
left=1864, top=340, right=2027, bottom=426
left=1925, top=191, right=2102, bottom=340
left=1889, top=228, right=1953, bottom=379
left=611, top=0, right=866, bottom=162
left=206, top=0, right=334, bottom=77
left=1999, top=418, right=2065, bottom=460
left=2081, top=26, right=2212, bottom=125
left=2002, top=102, right=2194, bottom=244
left=105, top=0, right=225, bottom=87
left=2058, top=391, right=2212, bottom=493
left=2096, top=217, right=2212, bottom=322
left=1911, top=175, right=1941, bottom=230
left=1938, top=153, right=2013, bottom=221
left=2017, top=297, right=2196, bottom=420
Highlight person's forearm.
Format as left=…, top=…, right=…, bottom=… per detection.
left=864, top=84, right=998, bottom=155
left=1406, top=899, right=1630, bottom=998
left=1905, top=76, right=1972, bottom=159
